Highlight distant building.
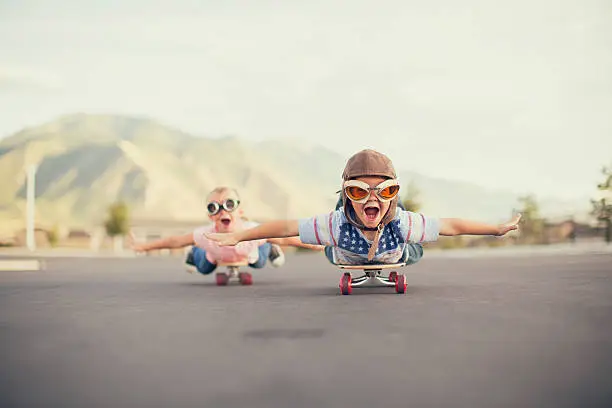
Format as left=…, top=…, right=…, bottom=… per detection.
left=14, top=227, right=51, bottom=247
left=130, top=218, right=203, bottom=238
left=544, top=219, right=604, bottom=244
left=129, top=218, right=205, bottom=256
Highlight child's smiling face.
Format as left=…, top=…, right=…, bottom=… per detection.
left=350, top=176, right=392, bottom=229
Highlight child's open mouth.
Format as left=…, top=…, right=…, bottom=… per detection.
left=364, top=206, right=379, bottom=222
left=220, top=217, right=232, bottom=227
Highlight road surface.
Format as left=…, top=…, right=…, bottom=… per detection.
left=1, top=252, right=611, bottom=408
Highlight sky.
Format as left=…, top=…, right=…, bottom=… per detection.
left=1, top=0, right=611, bottom=200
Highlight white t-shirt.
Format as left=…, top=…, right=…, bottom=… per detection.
left=193, top=221, right=267, bottom=264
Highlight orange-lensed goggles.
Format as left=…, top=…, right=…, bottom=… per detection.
left=343, top=179, right=400, bottom=204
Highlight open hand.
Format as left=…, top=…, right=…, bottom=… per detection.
left=127, top=231, right=148, bottom=253
left=205, top=232, right=240, bottom=246
left=497, top=214, right=522, bottom=236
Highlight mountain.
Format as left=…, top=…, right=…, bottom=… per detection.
left=0, top=114, right=343, bottom=234
left=0, top=114, right=590, bottom=234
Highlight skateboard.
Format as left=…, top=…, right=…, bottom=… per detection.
left=215, top=262, right=252, bottom=286
left=337, top=263, right=407, bottom=295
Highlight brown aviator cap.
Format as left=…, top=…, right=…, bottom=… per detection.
left=342, top=149, right=397, bottom=181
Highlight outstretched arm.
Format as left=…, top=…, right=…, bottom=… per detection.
left=268, top=236, right=325, bottom=251
left=440, top=214, right=521, bottom=237
left=129, top=232, right=195, bottom=253
left=205, top=220, right=299, bottom=246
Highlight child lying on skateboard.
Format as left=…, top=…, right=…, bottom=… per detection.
left=130, top=186, right=323, bottom=274
left=205, top=150, right=520, bottom=266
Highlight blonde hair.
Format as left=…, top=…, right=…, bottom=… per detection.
left=206, top=186, right=240, bottom=201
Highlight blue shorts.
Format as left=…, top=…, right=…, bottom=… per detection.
left=189, top=243, right=271, bottom=275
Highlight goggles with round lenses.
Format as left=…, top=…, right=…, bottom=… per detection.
left=343, top=179, right=400, bottom=204
left=206, top=198, right=240, bottom=215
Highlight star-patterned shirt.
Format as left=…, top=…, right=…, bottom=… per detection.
left=298, top=208, right=440, bottom=264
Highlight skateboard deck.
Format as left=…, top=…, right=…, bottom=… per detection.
left=337, top=262, right=406, bottom=270
left=217, top=261, right=249, bottom=267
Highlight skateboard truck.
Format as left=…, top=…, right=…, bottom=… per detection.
left=337, top=263, right=407, bottom=295
left=350, top=268, right=396, bottom=287
left=215, top=261, right=252, bottom=286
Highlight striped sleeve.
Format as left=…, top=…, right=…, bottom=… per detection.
left=298, top=211, right=340, bottom=246
left=398, top=210, right=440, bottom=243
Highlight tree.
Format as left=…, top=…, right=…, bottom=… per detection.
left=104, top=201, right=130, bottom=252
left=402, top=181, right=421, bottom=212
left=516, top=194, right=545, bottom=244
left=47, top=224, right=60, bottom=247
left=591, top=165, right=612, bottom=244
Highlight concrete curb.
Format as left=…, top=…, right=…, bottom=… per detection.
left=1, top=244, right=611, bottom=260
left=425, top=243, right=612, bottom=259
left=0, top=249, right=141, bottom=259
left=0, top=259, right=44, bottom=271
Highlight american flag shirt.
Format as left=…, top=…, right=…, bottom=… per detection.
left=298, top=208, right=440, bottom=264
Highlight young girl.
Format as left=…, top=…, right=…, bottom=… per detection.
left=130, top=186, right=323, bottom=274
left=204, top=150, right=521, bottom=266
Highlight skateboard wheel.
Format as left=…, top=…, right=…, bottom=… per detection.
left=395, top=274, right=406, bottom=294
left=238, top=272, right=253, bottom=285
left=215, top=272, right=229, bottom=286
left=388, top=271, right=397, bottom=282
left=339, top=272, right=352, bottom=295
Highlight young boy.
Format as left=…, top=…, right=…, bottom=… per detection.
left=130, top=186, right=323, bottom=274
left=204, top=150, right=521, bottom=266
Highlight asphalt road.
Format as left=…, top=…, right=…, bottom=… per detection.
left=1, top=252, right=611, bottom=408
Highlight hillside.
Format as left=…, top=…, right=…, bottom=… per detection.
left=0, top=114, right=589, bottom=234
left=0, top=114, right=342, bottom=233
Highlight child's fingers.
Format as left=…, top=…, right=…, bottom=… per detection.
left=126, top=231, right=136, bottom=248
left=205, top=232, right=238, bottom=246
left=126, top=231, right=147, bottom=253
left=502, top=222, right=519, bottom=235
left=206, top=232, right=224, bottom=242
left=128, top=230, right=139, bottom=244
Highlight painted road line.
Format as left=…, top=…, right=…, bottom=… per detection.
left=0, top=260, right=43, bottom=271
